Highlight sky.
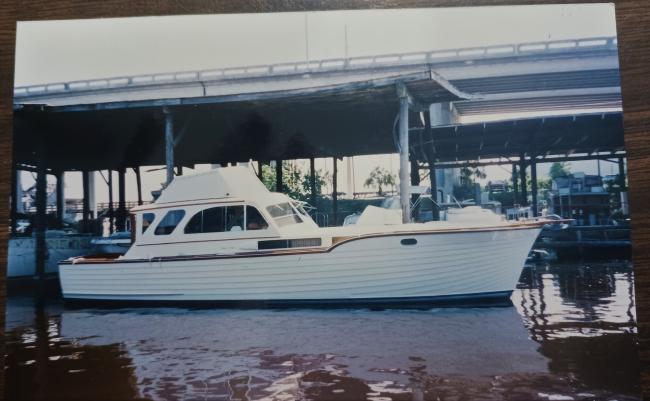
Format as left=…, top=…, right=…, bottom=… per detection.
left=14, top=4, right=618, bottom=203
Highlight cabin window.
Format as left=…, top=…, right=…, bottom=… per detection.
left=142, top=213, right=155, bottom=233
left=225, top=206, right=245, bottom=231
left=266, top=203, right=303, bottom=227
left=184, top=205, right=245, bottom=234
left=154, top=210, right=186, bottom=235
left=246, top=206, right=268, bottom=230
left=203, top=207, right=227, bottom=233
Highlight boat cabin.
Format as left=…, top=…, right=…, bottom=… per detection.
left=123, top=167, right=323, bottom=259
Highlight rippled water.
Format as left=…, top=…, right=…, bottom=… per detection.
left=5, top=261, right=640, bottom=401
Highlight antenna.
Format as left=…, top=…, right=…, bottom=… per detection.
left=304, top=13, right=310, bottom=67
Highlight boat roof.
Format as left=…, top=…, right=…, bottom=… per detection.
left=132, top=166, right=277, bottom=211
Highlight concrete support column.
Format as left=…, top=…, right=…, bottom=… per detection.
left=410, top=158, right=420, bottom=221
left=275, top=160, right=283, bottom=192
left=56, top=172, right=65, bottom=228
left=332, top=157, right=338, bottom=225
left=10, top=166, right=18, bottom=234
left=429, top=102, right=458, bottom=126
left=424, top=110, right=439, bottom=221
left=82, top=171, right=91, bottom=233
left=164, top=107, right=175, bottom=186
left=88, top=172, right=96, bottom=220
left=35, top=164, right=47, bottom=279
left=108, top=170, right=114, bottom=235
left=135, top=167, right=143, bottom=206
left=530, top=157, right=538, bottom=217
left=16, top=169, right=24, bottom=214
left=398, top=95, right=410, bottom=224
left=512, top=164, right=519, bottom=204
left=519, top=157, right=528, bottom=206
left=429, top=162, right=439, bottom=221
left=618, top=157, right=626, bottom=185
left=116, top=168, right=126, bottom=232
left=618, top=157, right=628, bottom=215
left=309, top=158, right=317, bottom=206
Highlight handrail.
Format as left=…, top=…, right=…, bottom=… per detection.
left=14, top=36, right=617, bottom=98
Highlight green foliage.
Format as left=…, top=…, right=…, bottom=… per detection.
left=452, top=165, right=487, bottom=201
left=491, top=191, right=517, bottom=208
left=549, top=162, right=571, bottom=179
left=525, top=176, right=551, bottom=192
left=364, top=167, right=396, bottom=196
left=453, top=184, right=475, bottom=201
left=260, top=162, right=327, bottom=203
left=460, top=166, right=487, bottom=185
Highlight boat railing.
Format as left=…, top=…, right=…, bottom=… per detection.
left=312, top=212, right=329, bottom=227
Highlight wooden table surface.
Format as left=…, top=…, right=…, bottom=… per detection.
left=0, top=1, right=649, bottom=399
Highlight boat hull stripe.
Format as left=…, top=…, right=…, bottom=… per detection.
left=61, top=225, right=544, bottom=265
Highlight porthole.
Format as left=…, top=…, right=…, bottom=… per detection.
left=400, top=238, right=417, bottom=246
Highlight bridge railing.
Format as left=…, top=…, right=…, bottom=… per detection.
left=14, top=36, right=617, bottom=99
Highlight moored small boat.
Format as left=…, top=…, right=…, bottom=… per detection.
left=59, top=166, right=553, bottom=305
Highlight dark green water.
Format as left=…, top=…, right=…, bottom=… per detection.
left=4, top=261, right=640, bottom=401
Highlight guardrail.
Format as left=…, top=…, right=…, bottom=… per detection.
left=14, top=36, right=617, bottom=99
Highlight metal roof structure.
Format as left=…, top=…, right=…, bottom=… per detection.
left=409, top=111, right=624, bottom=165
left=13, top=36, right=624, bottom=172
left=14, top=73, right=462, bottom=171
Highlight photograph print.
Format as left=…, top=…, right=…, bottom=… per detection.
left=6, top=4, right=639, bottom=401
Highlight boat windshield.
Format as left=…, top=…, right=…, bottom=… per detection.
left=266, top=203, right=303, bottom=227
left=292, top=202, right=311, bottom=218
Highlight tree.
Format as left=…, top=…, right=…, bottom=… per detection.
left=549, top=162, right=571, bottom=179
left=261, top=162, right=327, bottom=203
left=460, top=166, right=486, bottom=186
left=364, top=167, right=396, bottom=196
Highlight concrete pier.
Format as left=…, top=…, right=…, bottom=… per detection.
left=332, top=157, right=338, bottom=225
left=519, top=157, right=528, bottom=206
left=530, top=157, right=538, bottom=217
left=82, top=171, right=91, bottom=232
left=275, top=160, right=283, bottom=192
left=34, top=165, right=47, bottom=278
left=398, top=92, right=410, bottom=224
left=56, top=172, right=65, bottom=228
left=164, top=108, right=175, bottom=186
left=117, top=168, right=126, bottom=232
left=310, top=158, right=317, bottom=206
left=108, top=170, right=114, bottom=234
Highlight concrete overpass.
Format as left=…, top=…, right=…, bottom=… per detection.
left=12, top=35, right=624, bottom=244
left=15, top=36, right=619, bottom=114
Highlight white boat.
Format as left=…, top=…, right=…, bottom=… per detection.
left=59, top=166, right=550, bottom=305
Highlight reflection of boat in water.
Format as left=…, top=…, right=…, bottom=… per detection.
left=6, top=261, right=639, bottom=401
left=59, top=166, right=550, bottom=303
left=56, top=306, right=546, bottom=400
left=8, top=231, right=92, bottom=278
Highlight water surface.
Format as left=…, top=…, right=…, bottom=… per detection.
left=5, top=261, right=640, bottom=400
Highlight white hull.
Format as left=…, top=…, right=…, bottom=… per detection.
left=59, top=227, right=540, bottom=303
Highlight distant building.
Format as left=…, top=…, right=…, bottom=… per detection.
left=433, top=168, right=461, bottom=203
left=602, top=174, right=619, bottom=185
left=549, top=172, right=611, bottom=225
left=487, top=180, right=508, bottom=193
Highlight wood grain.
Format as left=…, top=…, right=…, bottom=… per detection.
left=0, top=0, right=16, bottom=399
left=2, top=1, right=650, bottom=400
